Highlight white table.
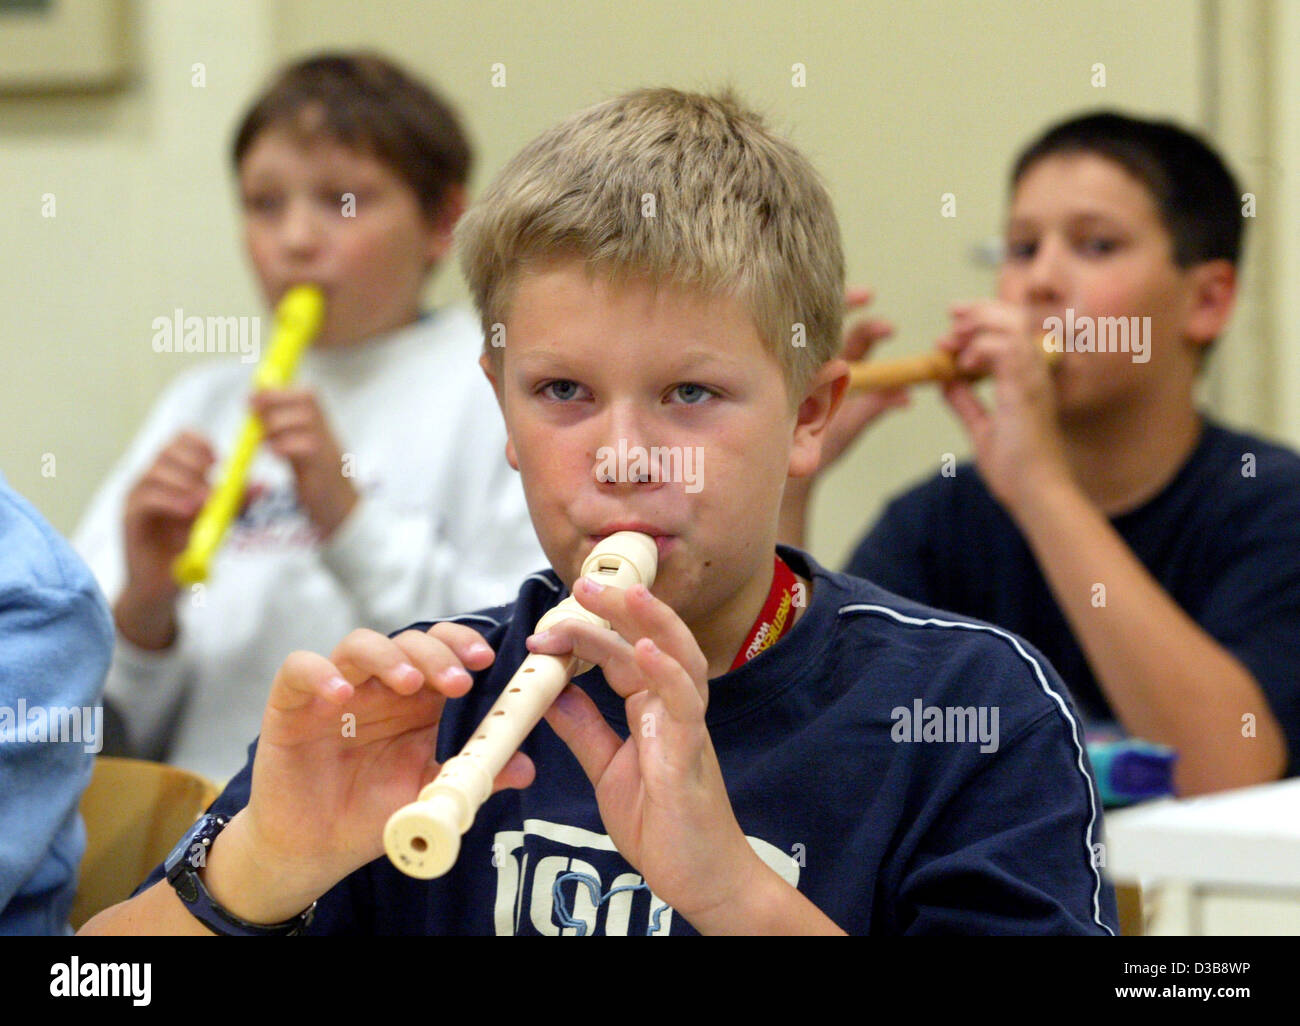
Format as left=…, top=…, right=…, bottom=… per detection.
left=1105, top=778, right=1300, bottom=934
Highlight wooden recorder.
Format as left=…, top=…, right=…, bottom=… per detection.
left=847, top=338, right=1061, bottom=392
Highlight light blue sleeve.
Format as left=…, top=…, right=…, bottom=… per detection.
left=0, top=472, right=112, bottom=935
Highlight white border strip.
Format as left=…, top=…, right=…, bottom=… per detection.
left=1272, top=1, right=1300, bottom=445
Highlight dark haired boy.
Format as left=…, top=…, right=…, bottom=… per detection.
left=785, top=111, right=1300, bottom=796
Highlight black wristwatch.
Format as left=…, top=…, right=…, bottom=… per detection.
left=165, top=813, right=316, bottom=936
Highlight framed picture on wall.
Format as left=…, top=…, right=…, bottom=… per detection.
left=0, top=0, right=129, bottom=92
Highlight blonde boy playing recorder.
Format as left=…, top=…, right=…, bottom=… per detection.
left=85, top=89, right=1117, bottom=936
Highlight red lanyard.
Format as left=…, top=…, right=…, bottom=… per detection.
left=730, top=555, right=799, bottom=670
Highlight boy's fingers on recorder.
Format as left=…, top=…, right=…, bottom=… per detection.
left=600, top=580, right=708, bottom=688
left=948, top=301, right=1042, bottom=375
left=152, top=456, right=214, bottom=496
left=387, top=625, right=496, bottom=695
left=251, top=390, right=317, bottom=434
left=527, top=616, right=643, bottom=693
left=161, top=431, right=217, bottom=469
left=570, top=578, right=708, bottom=687
left=131, top=481, right=206, bottom=522
left=491, top=750, right=538, bottom=793
left=268, top=649, right=357, bottom=713
left=327, top=628, right=466, bottom=698
left=543, top=684, right=623, bottom=786
left=130, top=437, right=213, bottom=509
left=137, top=454, right=210, bottom=512
left=424, top=621, right=497, bottom=671
left=842, top=285, right=894, bottom=360
left=529, top=593, right=706, bottom=719
left=842, top=315, right=896, bottom=363
left=937, top=319, right=999, bottom=379
left=950, top=297, right=1020, bottom=327
left=262, top=428, right=328, bottom=465
left=143, top=458, right=209, bottom=498
left=628, top=634, right=708, bottom=721
left=251, top=388, right=331, bottom=433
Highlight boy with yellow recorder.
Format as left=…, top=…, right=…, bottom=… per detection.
left=73, top=55, right=544, bottom=783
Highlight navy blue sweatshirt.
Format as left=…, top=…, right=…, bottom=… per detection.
left=142, top=546, right=1117, bottom=935
left=846, top=419, right=1300, bottom=775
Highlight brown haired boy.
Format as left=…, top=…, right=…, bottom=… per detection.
left=72, top=53, right=544, bottom=782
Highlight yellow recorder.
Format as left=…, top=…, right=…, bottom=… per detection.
left=171, top=285, right=325, bottom=586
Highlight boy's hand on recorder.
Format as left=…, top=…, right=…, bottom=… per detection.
left=206, top=624, right=534, bottom=921
left=528, top=579, right=770, bottom=932
left=251, top=387, right=359, bottom=538
left=938, top=299, right=1072, bottom=510
left=116, top=430, right=215, bottom=648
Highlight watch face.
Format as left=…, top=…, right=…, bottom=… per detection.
left=165, top=827, right=196, bottom=871
left=166, top=813, right=221, bottom=875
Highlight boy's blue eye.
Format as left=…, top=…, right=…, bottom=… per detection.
left=1005, top=240, right=1036, bottom=261
left=671, top=383, right=714, bottom=405
left=541, top=380, right=584, bottom=401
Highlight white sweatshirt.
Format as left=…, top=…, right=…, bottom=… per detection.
left=73, top=308, right=546, bottom=782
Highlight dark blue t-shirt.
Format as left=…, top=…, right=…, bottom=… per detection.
left=845, top=418, right=1300, bottom=775
left=142, top=547, right=1117, bottom=935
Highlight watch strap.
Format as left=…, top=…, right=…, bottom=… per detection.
left=167, top=813, right=316, bottom=936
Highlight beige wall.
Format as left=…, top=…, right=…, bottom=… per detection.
left=2, top=0, right=1283, bottom=576
left=1, top=0, right=275, bottom=535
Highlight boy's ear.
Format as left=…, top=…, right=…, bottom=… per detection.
left=1182, top=259, right=1237, bottom=350
left=479, top=352, right=519, bottom=471
left=424, top=184, right=468, bottom=267
left=788, top=359, right=849, bottom=478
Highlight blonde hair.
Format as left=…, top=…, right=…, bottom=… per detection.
left=457, top=87, right=844, bottom=398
